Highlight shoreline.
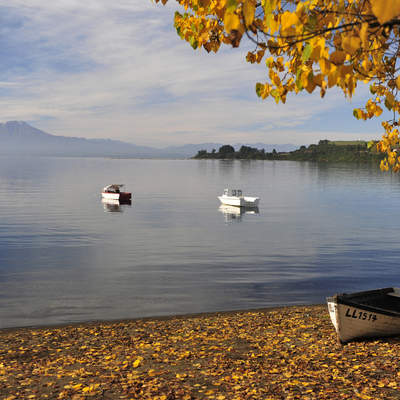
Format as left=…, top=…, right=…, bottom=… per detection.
left=3, top=303, right=400, bottom=399
left=0, top=303, right=320, bottom=333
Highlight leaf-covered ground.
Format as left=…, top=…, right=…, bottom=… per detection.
left=2, top=305, right=400, bottom=399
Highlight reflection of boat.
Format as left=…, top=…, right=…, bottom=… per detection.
left=327, top=288, right=400, bottom=344
left=101, top=198, right=131, bottom=212
left=102, top=184, right=132, bottom=201
left=218, top=204, right=259, bottom=222
left=218, top=188, right=260, bottom=207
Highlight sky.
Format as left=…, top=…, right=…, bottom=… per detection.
left=0, top=0, right=386, bottom=147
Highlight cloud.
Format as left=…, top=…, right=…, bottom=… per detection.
left=0, top=1, right=383, bottom=146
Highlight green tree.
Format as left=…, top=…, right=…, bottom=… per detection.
left=218, top=144, right=235, bottom=157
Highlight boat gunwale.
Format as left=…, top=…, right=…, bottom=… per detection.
left=332, top=288, right=400, bottom=318
left=338, top=287, right=394, bottom=298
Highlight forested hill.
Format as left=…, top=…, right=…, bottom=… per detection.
left=193, top=140, right=384, bottom=162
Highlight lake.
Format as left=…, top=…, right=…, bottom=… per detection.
left=1, top=156, right=400, bottom=329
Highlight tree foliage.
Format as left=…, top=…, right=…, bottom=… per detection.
left=218, top=144, right=236, bottom=155
left=156, top=0, right=400, bottom=171
left=194, top=140, right=383, bottom=161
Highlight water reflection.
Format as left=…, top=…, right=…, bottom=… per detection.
left=101, top=198, right=132, bottom=213
left=3, top=157, right=400, bottom=329
left=218, top=204, right=259, bottom=222
left=218, top=159, right=235, bottom=177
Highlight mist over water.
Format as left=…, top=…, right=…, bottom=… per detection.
left=1, top=156, right=400, bottom=328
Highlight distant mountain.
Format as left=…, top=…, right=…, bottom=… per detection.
left=0, top=121, right=298, bottom=158
left=0, top=121, right=159, bottom=158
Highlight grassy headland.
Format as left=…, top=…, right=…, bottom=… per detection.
left=2, top=305, right=400, bottom=399
left=194, top=140, right=384, bottom=163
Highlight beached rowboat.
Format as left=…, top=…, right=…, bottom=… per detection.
left=327, top=287, right=400, bottom=344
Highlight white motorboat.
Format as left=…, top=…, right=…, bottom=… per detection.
left=101, top=184, right=132, bottom=201
left=218, top=188, right=260, bottom=207
left=327, top=287, right=400, bottom=344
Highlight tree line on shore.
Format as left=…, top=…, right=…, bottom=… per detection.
left=193, top=140, right=385, bottom=162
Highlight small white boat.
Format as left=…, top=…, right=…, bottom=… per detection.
left=101, top=184, right=132, bottom=201
left=218, top=188, right=260, bottom=207
left=327, top=287, right=400, bottom=344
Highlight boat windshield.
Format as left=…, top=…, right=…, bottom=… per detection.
left=104, top=184, right=123, bottom=193
left=223, top=189, right=243, bottom=196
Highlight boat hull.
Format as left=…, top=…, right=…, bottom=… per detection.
left=218, top=195, right=259, bottom=207
left=102, top=192, right=131, bottom=201
left=327, top=288, right=400, bottom=343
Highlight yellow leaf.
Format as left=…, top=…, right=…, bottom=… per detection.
left=342, top=35, right=361, bottom=55
left=319, top=58, right=331, bottom=75
left=362, top=58, right=371, bottom=72
left=296, top=1, right=305, bottom=16
left=386, top=92, right=395, bottom=109
left=133, top=358, right=141, bottom=368
left=270, top=368, right=279, bottom=373
left=360, top=23, right=369, bottom=47
left=396, top=76, right=400, bottom=90
left=281, top=11, right=299, bottom=32
left=243, top=0, right=255, bottom=26
left=265, top=56, right=274, bottom=67
left=374, top=105, right=383, bottom=117
left=328, top=69, right=338, bottom=88
left=72, top=383, right=83, bottom=390
left=305, top=79, right=316, bottom=94
left=313, top=73, right=323, bottom=87
left=371, top=0, right=400, bottom=24
left=300, top=71, right=309, bottom=88
left=224, top=12, right=240, bottom=33
left=268, top=16, right=279, bottom=34
left=353, top=108, right=362, bottom=119
left=329, top=50, right=346, bottom=65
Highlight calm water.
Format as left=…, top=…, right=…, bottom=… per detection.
left=1, top=156, right=400, bottom=328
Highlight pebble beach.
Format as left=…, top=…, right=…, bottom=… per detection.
left=2, top=305, right=400, bottom=399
